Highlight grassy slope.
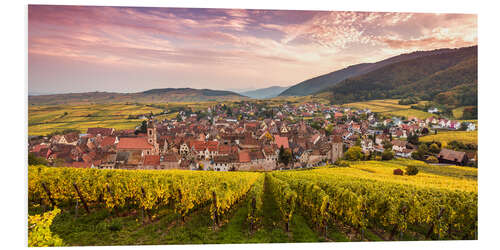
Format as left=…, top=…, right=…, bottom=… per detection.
left=342, top=99, right=433, bottom=119
left=28, top=103, right=163, bottom=135
left=420, top=130, right=478, bottom=145
left=315, top=160, right=477, bottom=192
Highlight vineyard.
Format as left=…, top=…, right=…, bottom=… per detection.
left=341, top=99, right=434, bottom=119
left=28, top=161, right=477, bottom=246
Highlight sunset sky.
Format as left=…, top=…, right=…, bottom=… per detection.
left=28, top=5, right=477, bottom=94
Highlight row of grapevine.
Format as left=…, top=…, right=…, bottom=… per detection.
left=271, top=174, right=331, bottom=234
left=246, top=175, right=265, bottom=231
left=274, top=171, right=477, bottom=239
left=265, top=173, right=297, bottom=232
left=28, top=165, right=260, bottom=221
left=28, top=207, right=65, bottom=247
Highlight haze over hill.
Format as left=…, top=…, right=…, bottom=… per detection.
left=28, top=88, right=248, bottom=105
left=240, top=86, right=289, bottom=99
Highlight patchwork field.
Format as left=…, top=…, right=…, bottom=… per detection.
left=28, top=103, right=164, bottom=136
left=342, top=99, right=433, bottom=119
left=28, top=102, right=227, bottom=136
left=419, top=130, right=478, bottom=145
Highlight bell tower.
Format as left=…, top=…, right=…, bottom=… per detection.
left=147, top=119, right=159, bottom=154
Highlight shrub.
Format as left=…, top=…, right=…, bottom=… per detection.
left=426, top=156, right=439, bottom=163
left=334, top=160, right=350, bottom=167
left=429, top=143, right=441, bottom=154
left=405, top=165, right=419, bottom=176
left=344, top=146, right=363, bottom=161
left=381, top=149, right=394, bottom=161
left=411, top=151, right=424, bottom=160
left=393, top=169, right=404, bottom=175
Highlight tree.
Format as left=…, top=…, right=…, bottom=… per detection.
left=429, top=143, right=441, bottom=154
left=459, top=123, right=469, bottom=131
left=381, top=149, right=394, bottom=160
left=382, top=140, right=393, bottom=150
left=28, top=153, right=48, bottom=165
left=344, top=146, right=363, bottom=161
left=135, top=120, right=147, bottom=134
left=419, top=144, right=429, bottom=154
left=405, top=165, right=419, bottom=175
left=411, top=151, right=424, bottom=160
left=325, top=124, right=334, bottom=136
left=421, top=127, right=429, bottom=135
left=426, top=156, right=439, bottom=163
left=407, top=133, right=419, bottom=145
left=310, top=121, right=322, bottom=131
left=278, top=146, right=292, bottom=166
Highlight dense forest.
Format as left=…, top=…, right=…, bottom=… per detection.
left=315, top=46, right=477, bottom=112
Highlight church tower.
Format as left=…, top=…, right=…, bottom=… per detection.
left=330, top=135, right=344, bottom=162
left=147, top=119, right=159, bottom=154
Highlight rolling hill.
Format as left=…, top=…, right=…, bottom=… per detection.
left=240, top=86, right=289, bottom=99
left=28, top=88, right=248, bottom=105
left=279, top=47, right=468, bottom=97
left=316, top=46, right=477, bottom=106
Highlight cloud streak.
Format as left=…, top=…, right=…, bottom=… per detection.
left=28, top=6, right=477, bottom=93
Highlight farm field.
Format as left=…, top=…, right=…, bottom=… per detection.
left=28, top=103, right=164, bottom=136
left=341, top=99, right=433, bottom=119
left=28, top=160, right=477, bottom=246
left=28, top=102, right=228, bottom=136
left=420, top=130, right=478, bottom=145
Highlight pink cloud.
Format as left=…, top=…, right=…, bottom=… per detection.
left=28, top=6, right=477, bottom=92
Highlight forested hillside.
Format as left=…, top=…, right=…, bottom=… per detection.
left=316, top=46, right=477, bottom=108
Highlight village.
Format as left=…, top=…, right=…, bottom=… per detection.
left=28, top=101, right=477, bottom=171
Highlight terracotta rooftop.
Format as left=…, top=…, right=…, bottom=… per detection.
left=274, top=135, right=289, bottom=149
left=143, top=155, right=160, bottom=166
left=100, top=136, right=117, bottom=147
left=238, top=151, right=251, bottom=163
left=117, top=137, right=153, bottom=150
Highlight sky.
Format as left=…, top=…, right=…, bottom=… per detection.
left=28, top=5, right=477, bottom=94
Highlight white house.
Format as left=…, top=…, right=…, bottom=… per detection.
left=428, top=107, right=439, bottom=114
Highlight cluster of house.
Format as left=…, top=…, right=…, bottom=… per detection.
left=28, top=102, right=476, bottom=171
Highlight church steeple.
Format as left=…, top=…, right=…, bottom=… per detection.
left=147, top=119, right=159, bottom=154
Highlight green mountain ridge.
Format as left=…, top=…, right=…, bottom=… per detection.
left=28, top=88, right=248, bottom=105
left=279, top=47, right=462, bottom=96
left=315, top=46, right=477, bottom=108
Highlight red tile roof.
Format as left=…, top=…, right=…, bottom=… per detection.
left=117, top=137, right=153, bottom=150
left=143, top=155, right=160, bottom=166
left=238, top=151, right=251, bottom=163
left=207, top=141, right=218, bottom=151
left=100, top=136, right=117, bottom=147
left=274, top=135, right=289, bottom=149
left=30, top=144, right=49, bottom=153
